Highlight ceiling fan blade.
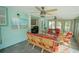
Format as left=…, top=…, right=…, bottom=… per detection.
left=31, top=11, right=40, bottom=13
left=46, top=13, right=53, bottom=15
left=31, top=12, right=40, bottom=15
left=35, top=7, right=41, bottom=11
left=46, top=9, right=57, bottom=12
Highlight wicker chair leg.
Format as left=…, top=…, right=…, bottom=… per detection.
left=32, top=44, right=35, bottom=49
left=41, top=48, right=44, bottom=53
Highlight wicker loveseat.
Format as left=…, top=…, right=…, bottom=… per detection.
left=27, top=32, right=59, bottom=53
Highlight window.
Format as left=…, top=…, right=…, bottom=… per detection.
left=49, top=21, right=55, bottom=29
left=56, top=21, right=62, bottom=30
left=64, top=21, right=71, bottom=32
left=48, top=20, right=72, bottom=33
left=0, top=7, right=7, bottom=25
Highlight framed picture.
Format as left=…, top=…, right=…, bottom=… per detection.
left=11, top=17, right=28, bottom=29
left=0, top=7, right=8, bottom=26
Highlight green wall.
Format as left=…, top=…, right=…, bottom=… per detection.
left=0, top=28, right=1, bottom=43
left=0, top=7, right=29, bottom=49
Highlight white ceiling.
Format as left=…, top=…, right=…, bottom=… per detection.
left=7, top=6, right=79, bottom=19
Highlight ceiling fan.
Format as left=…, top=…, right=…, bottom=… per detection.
left=35, top=6, right=58, bottom=17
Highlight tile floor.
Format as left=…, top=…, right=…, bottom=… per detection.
left=0, top=40, right=43, bottom=53
left=0, top=39, right=79, bottom=53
